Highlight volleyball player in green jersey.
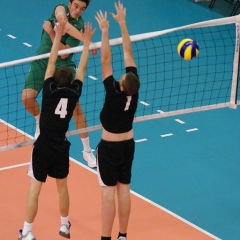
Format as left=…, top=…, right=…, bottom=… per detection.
left=22, top=0, right=97, bottom=168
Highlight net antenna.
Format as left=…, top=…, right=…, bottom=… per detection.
left=1, top=15, right=240, bottom=151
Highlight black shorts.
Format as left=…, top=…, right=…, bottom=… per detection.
left=28, top=138, right=71, bottom=182
left=96, top=139, right=135, bottom=186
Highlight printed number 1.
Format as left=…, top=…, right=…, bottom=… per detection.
left=124, top=96, right=132, bottom=111
left=55, top=98, right=68, bottom=118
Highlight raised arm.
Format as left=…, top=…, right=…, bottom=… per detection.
left=55, top=5, right=84, bottom=42
left=111, top=1, right=136, bottom=68
left=95, top=11, right=112, bottom=80
left=45, top=19, right=67, bottom=80
left=75, top=22, right=96, bottom=82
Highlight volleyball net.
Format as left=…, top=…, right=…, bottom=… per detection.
left=0, top=15, right=240, bottom=151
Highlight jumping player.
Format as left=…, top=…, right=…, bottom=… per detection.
left=22, top=0, right=96, bottom=168
left=95, top=1, right=140, bottom=240
left=18, top=18, right=96, bottom=240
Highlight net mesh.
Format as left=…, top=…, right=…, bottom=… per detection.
left=0, top=16, right=239, bottom=150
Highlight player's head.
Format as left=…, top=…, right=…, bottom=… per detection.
left=119, top=72, right=140, bottom=96
left=54, top=66, right=73, bottom=87
left=68, top=0, right=90, bottom=19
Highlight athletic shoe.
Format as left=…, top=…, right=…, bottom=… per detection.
left=59, top=221, right=71, bottom=238
left=117, top=237, right=127, bottom=240
left=83, top=150, right=97, bottom=168
left=18, top=230, right=36, bottom=240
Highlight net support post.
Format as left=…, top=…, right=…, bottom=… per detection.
left=229, top=15, right=240, bottom=108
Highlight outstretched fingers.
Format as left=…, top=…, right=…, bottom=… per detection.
left=110, top=1, right=126, bottom=23
left=95, top=10, right=109, bottom=31
left=55, top=18, right=68, bottom=36
left=114, top=0, right=125, bottom=12
left=83, top=22, right=96, bottom=42
left=95, top=10, right=107, bottom=21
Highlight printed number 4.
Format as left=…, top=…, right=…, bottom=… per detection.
left=124, top=96, right=132, bottom=111
left=55, top=98, right=68, bottom=118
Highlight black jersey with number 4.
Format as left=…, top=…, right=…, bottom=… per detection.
left=39, top=77, right=82, bottom=142
left=100, top=67, right=139, bottom=134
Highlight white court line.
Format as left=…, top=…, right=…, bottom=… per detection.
left=0, top=162, right=29, bottom=171
left=7, top=34, right=16, bottom=39
left=1, top=157, right=221, bottom=239
left=175, top=119, right=185, bottom=124
left=88, top=75, right=98, bottom=80
left=186, top=128, right=198, bottom=132
left=131, top=191, right=221, bottom=240
left=161, top=133, right=173, bottom=137
left=0, top=119, right=33, bottom=139
left=135, top=138, right=147, bottom=142
left=23, top=42, right=32, bottom=47
left=0, top=121, right=221, bottom=239
left=139, top=101, right=149, bottom=106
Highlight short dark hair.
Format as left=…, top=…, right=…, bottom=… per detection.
left=54, top=66, right=73, bottom=87
left=122, top=72, right=140, bottom=96
left=70, top=0, right=91, bottom=7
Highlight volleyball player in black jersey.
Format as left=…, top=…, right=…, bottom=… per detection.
left=95, top=1, right=140, bottom=240
left=18, top=19, right=95, bottom=240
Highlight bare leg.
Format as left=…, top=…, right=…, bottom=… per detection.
left=74, top=101, right=96, bottom=167
left=117, top=183, right=131, bottom=234
left=56, top=177, right=69, bottom=217
left=25, top=177, right=43, bottom=223
left=22, top=89, right=40, bottom=117
left=101, top=186, right=116, bottom=237
left=73, top=101, right=88, bottom=139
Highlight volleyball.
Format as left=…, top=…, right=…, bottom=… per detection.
left=177, top=38, right=199, bottom=60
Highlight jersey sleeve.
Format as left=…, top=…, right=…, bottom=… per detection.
left=43, top=77, right=56, bottom=96
left=103, top=75, right=120, bottom=96
left=70, top=80, right=83, bottom=96
left=126, top=66, right=139, bottom=78
left=48, top=3, right=65, bottom=22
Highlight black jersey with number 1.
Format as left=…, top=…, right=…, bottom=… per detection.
left=39, top=77, right=82, bottom=142
left=100, top=67, right=139, bottom=134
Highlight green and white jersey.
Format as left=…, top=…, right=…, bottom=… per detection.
left=36, top=3, right=84, bottom=62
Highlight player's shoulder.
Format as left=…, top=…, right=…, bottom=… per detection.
left=48, top=3, right=67, bottom=20
left=70, top=16, right=84, bottom=30
left=71, top=80, right=83, bottom=91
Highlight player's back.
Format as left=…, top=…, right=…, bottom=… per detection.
left=39, top=77, right=82, bottom=142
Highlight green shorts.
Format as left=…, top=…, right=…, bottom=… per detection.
left=23, top=58, right=77, bottom=93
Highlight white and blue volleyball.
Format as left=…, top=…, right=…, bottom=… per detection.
left=177, top=38, right=199, bottom=60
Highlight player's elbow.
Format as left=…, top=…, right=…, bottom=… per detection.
left=101, top=55, right=111, bottom=65
left=78, top=66, right=86, bottom=76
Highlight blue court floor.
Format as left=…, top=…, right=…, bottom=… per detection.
left=0, top=0, right=239, bottom=239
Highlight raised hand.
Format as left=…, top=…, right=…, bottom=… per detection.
left=95, top=10, right=109, bottom=32
left=55, top=18, right=68, bottom=38
left=110, top=0, right=126, bottom=24
left=82, top=22, right=96, bottom=45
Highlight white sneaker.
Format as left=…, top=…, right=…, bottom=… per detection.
left=83, top=150, right=97, bottom=168
left=59, top=221, right=71, bottom=238
left=117, top=237, right=127, bottom=240
left=34, top=124, right=40, bottom=139
left=18, top=230, right=36, bottom=240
